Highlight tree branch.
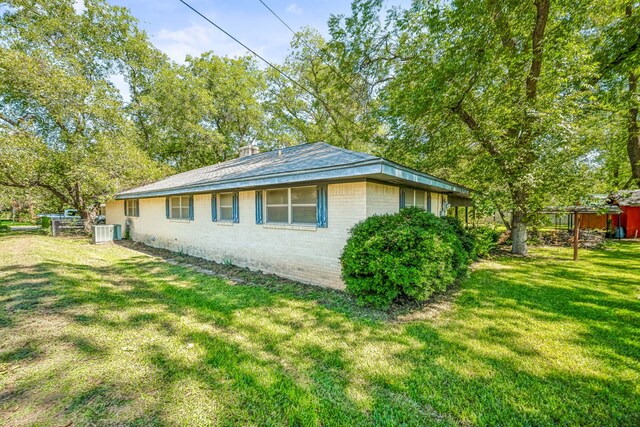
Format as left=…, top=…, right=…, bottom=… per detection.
left=0, top=112, right=20, bottom=128
left=487, top=0, right=516, bottom=52
left=526, top=0, right=550, bottom=100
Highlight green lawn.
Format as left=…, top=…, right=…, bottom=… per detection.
left=0, top=220, right=36, bottom=227
left=1, top=234, right=638, bottom=426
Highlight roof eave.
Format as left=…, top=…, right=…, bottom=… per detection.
left=115, top=160, right=472, bottom=200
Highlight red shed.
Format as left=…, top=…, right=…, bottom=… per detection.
left=611, top=190, right=640, bottom=239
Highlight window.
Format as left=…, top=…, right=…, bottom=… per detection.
left=266, top=186, right=317, bottom=225
left=219, top=193, right=233, bottom=221
left=266, top=188, right=289, bottom=223
left=403, top=188, right=426, bottom=209
left=125, top=199, right=139, bottom=217
left=291, top=186, right=317, bottom=224
left=169, top=196, right=190, bottom=220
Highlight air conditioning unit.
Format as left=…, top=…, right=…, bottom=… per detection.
left=92, top=225, right=114, bottom=244
left=113, top=224, right=122, bottom=240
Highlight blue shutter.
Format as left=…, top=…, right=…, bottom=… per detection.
left=316, top=185, right=328, bottom=228
left=232, top=192, right=239, bottom=223
left=211, top=193, right=217, bottom=222
left=165, top=197, right=170, bottom=219
left=427, top=192, right=432, bottom=213
left=399, top=188, right=406, bottom=209
left=124, top=200, right=127, bottom=216
left=255, top=190, right=263, bottom=224
left=188, top=195, right=194, bottom=220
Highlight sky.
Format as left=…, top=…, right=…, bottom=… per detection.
left=104, top=0, right=409, bottom=64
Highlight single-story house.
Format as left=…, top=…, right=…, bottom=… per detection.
left=106, top=143, right=471, bottom=289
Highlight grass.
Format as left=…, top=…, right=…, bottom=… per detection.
left=0, top=234, right=638, bottom=426
left=0, top=220, right=36, bottom=227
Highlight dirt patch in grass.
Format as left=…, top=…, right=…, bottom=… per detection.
left=116, top=240, right=460, bottom=322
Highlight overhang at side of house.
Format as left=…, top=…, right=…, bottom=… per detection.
left=115, top=143, right=472, bottom=200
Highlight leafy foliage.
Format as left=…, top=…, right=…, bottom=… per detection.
left=0, top=0, right=167, bottom=225
left=341, top=208, right=471, bottom=308
left=263, top=28, right=376, bottom=152
left=328, top=0, right=606, bottom=254
left=470, top=226, right=501, bottom=258
left=40, top=216, right=51, bottom=231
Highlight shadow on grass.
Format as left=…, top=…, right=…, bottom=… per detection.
left=0, top=237, right=638, bottom=425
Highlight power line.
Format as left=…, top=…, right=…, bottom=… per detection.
left=176, top=0, right=370, bottom=140
left=176, top=0, right=329, bottom=110
left=256, top=0, right=362, bottom=98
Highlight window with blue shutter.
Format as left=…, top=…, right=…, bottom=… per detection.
left=316, top=185, right=328, bottom=228
left=232, top=192, right=239, bottom=223
left=211, top=193, right=217, bottom=222
left=168, top=196, right=191, bottom=220
left=255, top=190, right=263, bottom=224
left=399, top=188, right=406, bottom=209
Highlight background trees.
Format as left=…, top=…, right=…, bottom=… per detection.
left=1, top=0, right=638, bottom=247
left=327, top=0, right=636, bottom=254
left=0, top=0, right=166, bottom=225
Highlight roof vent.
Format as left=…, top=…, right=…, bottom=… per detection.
left=239, top=144, right=260, bottom=158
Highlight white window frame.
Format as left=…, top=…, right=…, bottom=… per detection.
left=265, top=188, right=290, bottom=224
left=218, top=192, right=234, bottom=222
left=125, top=199, right=139, bottom=217
left=169, top=196, right=190, bottom=220
left=266, top=186, right=317, bottom=225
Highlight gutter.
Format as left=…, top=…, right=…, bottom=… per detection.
left=115, top=159, right=472, bottom=200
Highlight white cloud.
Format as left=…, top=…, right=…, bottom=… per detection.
left=109, top=74, right=131, bottom=103
left=286, top=3, right=302, bottom=15
left=154, top=24, right=249, bottom=63
left=73, top=0, right=86, bottom=14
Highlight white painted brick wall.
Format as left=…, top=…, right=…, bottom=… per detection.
left=105, top=180, right=447, bottom=289
left=366, top=182, right=399, bottom=216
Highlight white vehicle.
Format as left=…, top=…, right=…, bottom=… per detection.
left=38, top=207, right=106, bottom=223
left=37, top=209, right=80, bottom=220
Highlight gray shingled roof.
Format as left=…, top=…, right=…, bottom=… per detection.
left=614, top=190, right=640, bottom=206
left=116, top=142, right=470, bottom=199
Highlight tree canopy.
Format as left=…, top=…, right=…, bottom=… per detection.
left=1, top=0, right=638, bottom=250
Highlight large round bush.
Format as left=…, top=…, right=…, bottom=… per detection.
left=340, top=207, right=472, bottom=308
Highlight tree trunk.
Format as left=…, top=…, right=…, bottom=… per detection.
left=511, top=209, right=528, bottom=255
left=627, top=71, right=640, bottom=188
left=80, top=206, right=98, bottom=233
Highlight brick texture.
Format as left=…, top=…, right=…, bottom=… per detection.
left=106, top=181, right=448, bottom=289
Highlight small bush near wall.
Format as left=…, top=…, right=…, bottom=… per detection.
left=40, top=216, right=51, bottom=231
left=442, top=215, right=477, bottom=260
left=469, top=225, right=501, bottom=257
left=341, top=207, right=472, bottom=308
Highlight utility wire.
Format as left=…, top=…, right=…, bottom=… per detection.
left=176, top=0, right=369, bottom=140
left=177, top=0, right=331, bottom=110
left=256, top=0, right=362, bottom=98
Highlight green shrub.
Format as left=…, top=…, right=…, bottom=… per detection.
left=470, top=226, right=500, bottom=258
left=340, top=207, right=472, bottom=308
left=442, top=215, right=477, bottom=260
left=0, top=223, right=10, bottom=232
left=40, top=216, right=51, bottom=230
